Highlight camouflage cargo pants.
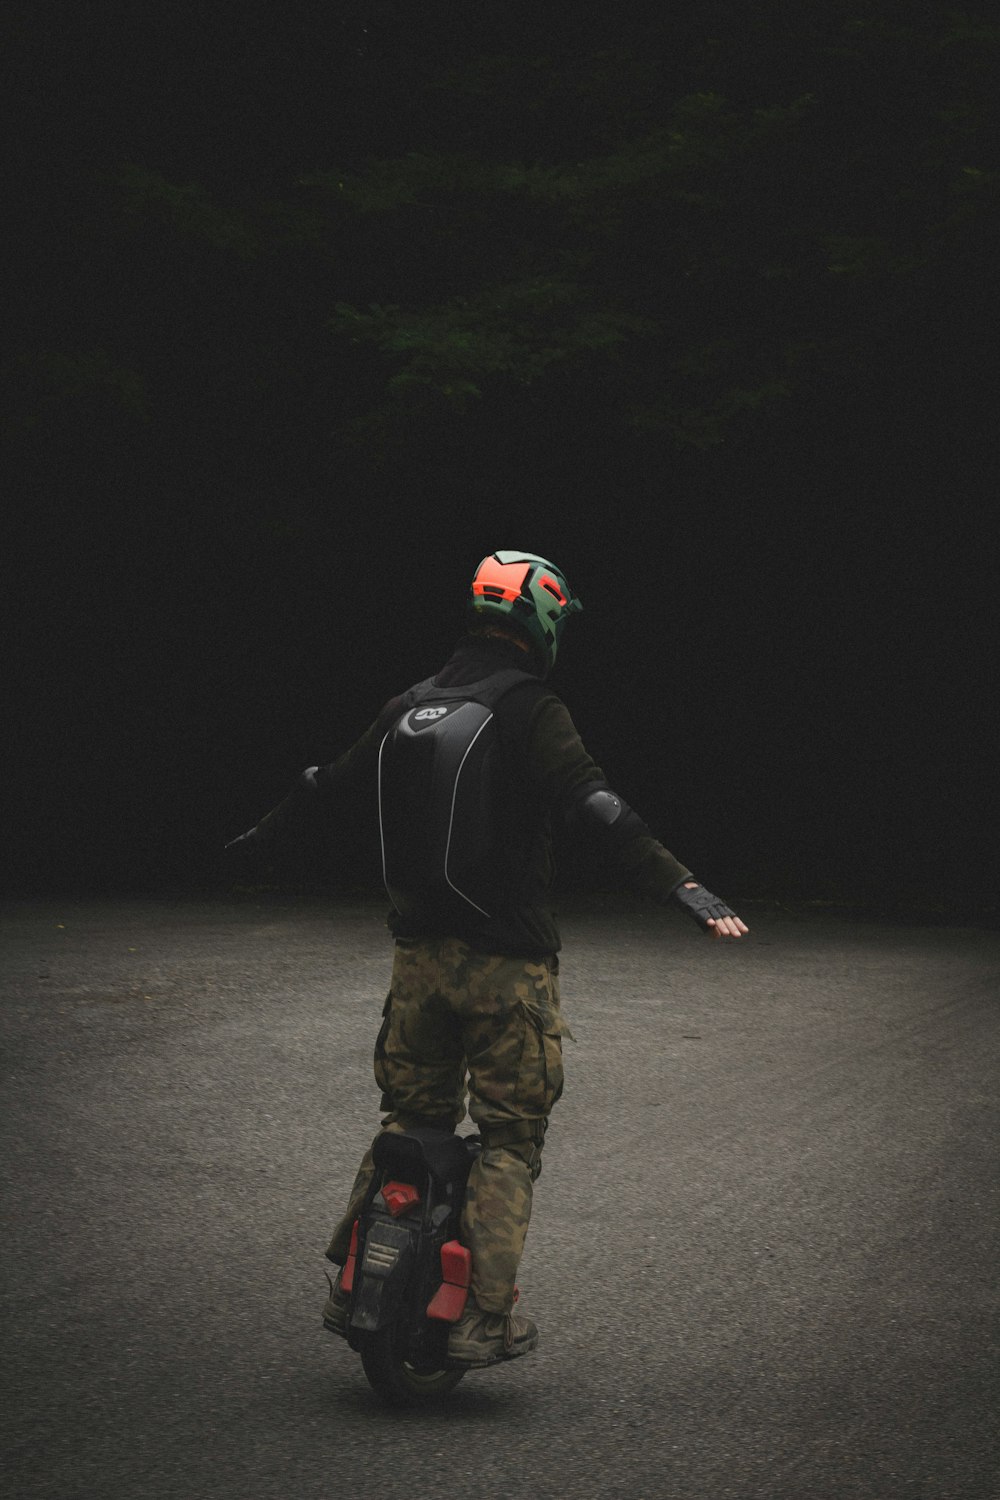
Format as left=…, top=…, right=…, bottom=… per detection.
left=327, top=935, right=571, bottom=1314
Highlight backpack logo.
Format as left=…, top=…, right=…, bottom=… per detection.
left=413, top=706, right=448, bottom=721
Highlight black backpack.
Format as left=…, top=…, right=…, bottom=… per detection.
left=377, top=668, right=536, bottom=921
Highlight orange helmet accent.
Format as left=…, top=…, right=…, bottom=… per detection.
left=536, top=573, right=567, bottom=606
left=471, top=556, right=531, bottom=603
left=468, top=550, right=582, bottom=672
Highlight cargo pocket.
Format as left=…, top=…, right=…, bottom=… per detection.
left=516, top=1000, right=568, bottom=1114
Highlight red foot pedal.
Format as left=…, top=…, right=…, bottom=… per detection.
left=341, top=1220, right=359, bottom=1294
left=426, top=1240, right=472, bottom=1322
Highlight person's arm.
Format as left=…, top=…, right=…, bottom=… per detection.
left=518, top=692, right=748, bottom=938
left=226, top=712, right=389, bottom=852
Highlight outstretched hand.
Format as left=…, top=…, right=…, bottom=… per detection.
left=675, top=880, right=749, bottom=938
left=705, top=911, right=749, bottom=938
left=223, top=827, right=267, bottom=880
left=225, top=829, right=258, bottom=852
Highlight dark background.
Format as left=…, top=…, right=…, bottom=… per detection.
left=4, top=2, right=996, bottom=915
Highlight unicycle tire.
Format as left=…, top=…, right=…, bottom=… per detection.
left=358, top=1325, right=466, bottom=1407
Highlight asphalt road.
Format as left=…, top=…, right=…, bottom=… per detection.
left=2, top=895, right=998, bottom=1500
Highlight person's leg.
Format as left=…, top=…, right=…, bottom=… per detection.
left=325, top=938, right=468, bottom=1265
left=325, top=1118, right=405, bottom=1265
left=453, top=950, right=569, bottom=1314
left=459, top=1121, right=547, bottom=1313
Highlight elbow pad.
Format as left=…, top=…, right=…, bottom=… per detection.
left=566, top=781, right=652, bottom=849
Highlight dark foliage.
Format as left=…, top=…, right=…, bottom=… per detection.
left=4, top=2, right=996, bottom=905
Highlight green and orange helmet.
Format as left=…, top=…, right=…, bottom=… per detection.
left=469, top=550, right=583, bottom=671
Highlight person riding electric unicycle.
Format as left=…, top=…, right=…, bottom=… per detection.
left=227, top=550, right=748, bottom=1371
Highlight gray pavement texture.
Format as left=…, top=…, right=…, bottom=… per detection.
left=1, top=894, right=998, bottom=1500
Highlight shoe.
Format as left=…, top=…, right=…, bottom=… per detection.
left=446, top=1297, right=539, bottom=1368
left=322, top=1271, right=350, bottom=1338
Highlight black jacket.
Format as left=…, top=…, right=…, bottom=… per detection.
left=254, top=634, right=691, bottom=957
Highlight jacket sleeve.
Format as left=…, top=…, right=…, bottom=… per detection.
left=312, top=715, right=387, bottom=798
left=252, top=714, right=388, bottom=847
left=517, top=692, right=693, bottom=903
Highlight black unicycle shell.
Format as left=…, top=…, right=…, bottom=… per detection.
left=349, top=1128, right=479, bottom=1406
